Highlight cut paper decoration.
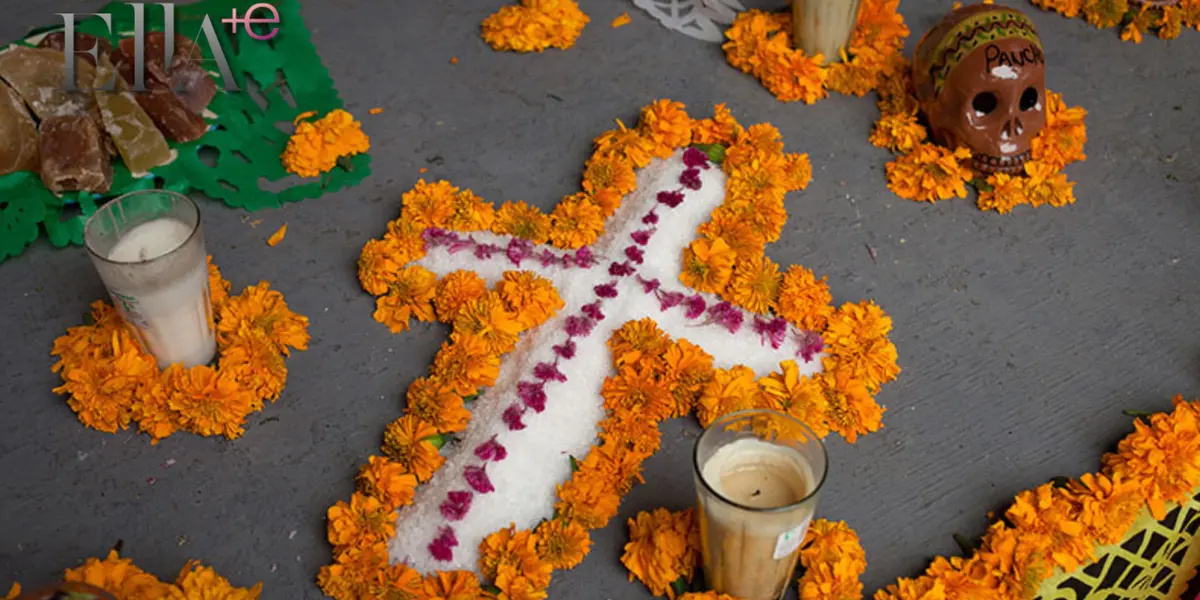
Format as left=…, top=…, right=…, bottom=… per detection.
left=633, top=0, right=748, bottom=43
left=0, top=0, right=371, bottom=263
left=321, top=100, right=900, bottom=598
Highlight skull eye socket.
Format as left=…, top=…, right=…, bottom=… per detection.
left=972, top=92, right=998, bottom=116
left=1020, top=86, right=1039, bottom=111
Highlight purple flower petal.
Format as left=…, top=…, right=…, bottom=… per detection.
left=657, top=290, right=684, bottom=310
left=539, top=249, right=559, bottom=267
left=796, top=330, right=824, bottom=362
left=582, top=302, right=605, bottom=321
left=447, top=238, right=474, bottom=254
left=657, top=190, right=684, bottom=208
left=553, top=340, right=577, bottom=360
left=637, top=276, right=660, bottom=293
left=754, top=317, right=788, bottom=349
left=564, top=315, right=595, bottom=337
left=684, top=295, right=707, bottom=319
left=518, top=380, right=548, bottom=412
left=464, top=465, right=495, bottom=494
left=575, top=247, right=595, bottom=267
left=679, top=168, right=702, bottom=190
left=722, top=309, right=744, bottom=334
left=630, top=230, right=652, bottom=246
left=642, top=211, right=659, bottom=225
left=503, top=404, right=526, bottom=430
left=594, top=282, right=618, bottom=298
left=474, top=243, right=498, bottom=260
left=683, top=147, right=711, bottom=169
left=440, top=490, right=472, bottom=521
left=506, top=239, right=533, bottom=266
left=624, top=246, right=645, bottom=264
left=422, top=228, right=456, bottom=246
left=475, top=436, right=508, bottom=462
left=609, top=262, right=636, bottom=277
left=429, top=527, right=458, bottom=561
left=534, top=362, right=567, bottom=382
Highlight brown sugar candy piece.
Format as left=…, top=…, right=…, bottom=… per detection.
left=0, top=46, right=98, bottom=120
left=110, top=46, right=208, bottom=142
left=118, top=32, right=217, bottom=114
left=93, top=56, right=172, bottom=173
left=0, top=79, right=39, bottom=175
left=39, top=114, right=113, bottom=193
left=37, top=31, right=113, bottom=66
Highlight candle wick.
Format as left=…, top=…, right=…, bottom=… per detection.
left=752, top=489, right=761, bottom=497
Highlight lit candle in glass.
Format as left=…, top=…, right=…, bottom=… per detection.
left=693, top=409, right=828, bottom=600
left=84, top=189, right=216, bottom=368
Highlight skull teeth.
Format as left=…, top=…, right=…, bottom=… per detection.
left=972, top=150, right=1030, bottom=175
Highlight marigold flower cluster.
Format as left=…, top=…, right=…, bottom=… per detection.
left=282, top=109, right=370, bottom=178
left=318, top=271, right=563, bottom=600
left=876, top=395, right=1200, bottom=600
left=684, top=107, right=898, bottom=443
left=481, top=0, right=590, bottom=53
left=4, top=550, right=261, bottom=600
left=1032, top=0, right=1199, bottom=42
left=872, top=65, right=1087, bottom=212
left=722, top=0, right=908, bottom=103
left=50, top=258, right=310, bottom=443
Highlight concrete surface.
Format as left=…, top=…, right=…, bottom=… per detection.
left=2, top=0, right=1199, bottom=598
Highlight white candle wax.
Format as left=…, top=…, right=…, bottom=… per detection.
left=107, top=218, right=215, bottom=368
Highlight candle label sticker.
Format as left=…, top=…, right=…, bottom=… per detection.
left=773, top=514, right=813, bottom=560
left=110, top=290, right=150, bottom=329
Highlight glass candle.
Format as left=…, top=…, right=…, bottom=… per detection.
left=791, top=0, right=862, bottom=61
left=693, top=409, right=828, bottom=600
left=83, top=189, right=216, bottom=368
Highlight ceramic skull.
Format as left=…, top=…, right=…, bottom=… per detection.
left=912, top=4, right=1046, bottom=174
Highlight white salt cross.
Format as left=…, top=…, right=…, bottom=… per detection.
left=391, top=148, right=823, bottom=573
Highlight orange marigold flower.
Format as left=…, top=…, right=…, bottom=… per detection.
left=777, top=265, right=834, bottom=331
left=218, top=325, right=288, bottom=403
left=758, top=360, right=830, bottom=437
left=448, top=189, right=496, bottom=231
left=207, top=256, right=231, bottom=307
left=870, top=112, right=927, bottom=153
left=435, top=270, right=489, bottom=323
left=608, top=318, right=671, bottom=369
left=454, top=292, right=522, bottom=355
left=1031, top=90, right=1087, bottom=171
left=3, top=584, right=18, bottom=600
left=1023, top=160, right=1076, bottom=208
left=873, top=576, right=948, bottom=600
left=782, top=152, right=814, bottom=192
left=55, top=326, right=156, bottom=434
left=373, top=265, right=438, bottom=333
left=423, top=570, right=483, bottom=600
left=217, top=281, right=310, bottom=354
left=433, top=332, right=502, bottom=394
left=1064, top=472, right=1143, bottom=545
left=814, top=368, right=883, bottom=443
left=497, top=271, right=565, bottom=330
left=165, top=364, right=257, bottom=439
left=697, top=365, right=759, bottom=427
left=638, top=98, right=693, bottom=156
left=402, top=180, right=459, bottom=228
left=366, top=563, right=425, bottom=599
left=664, top=339, right=715, bottom=417
left=621, top=508, right=700, bottom=599
left=976, top=171, right=1030, bottom=214
left=131, top=377, right=181, bottom=443
left=549, top=194, right=605, bottom=248
left=823, top=300, right=900, bottom=391
left=602, top=365, right=673, bottom=423
left=599, top=413, right=664, bottom=457
left=680, top=237, right=736, bottom=294
left=728, top=255, right=782, bottom=314
left=381, top=414, right=445, bottom=482
left=593, top=119, right=656, bottom=168
left=1102, top=405, right=1200, bottom=519
left=406, top=376, right=471, bottom=434
left=885, top=143, right=973, bottom=203
left=1033, top=0, right=1084, bottom=17
left=63, top=550, right=173, bottom=600
left=1005, top=483, right=1093, bottom=571
left=555, top=477, right=622, bottom=529
left=697, top=209, right=766, bottom=260
left=535, top=518, right=592, bottom=569
left=481, top=0, right=590, bottom=53
left=282, top=109, right=369, bottom=178
left=357, top=455, right=419, bottom=509
left=358, top=238, right=409, bottom=296
left=680, top=594, right=741, bottom=600
left=1157, top=5, right=1184, bottom=38
left=493, top=201, right=552, bottom=244
left=576, top=441, right=651, bottom=494
left=170, top=561, right=262, bottom=600
left=317, top=543, right=390, bottom=600
left=478, top=525, right=553, bottom=592
left=582, top=154, right=637, bottom=217
left=690, top=103, right=744, bottom=146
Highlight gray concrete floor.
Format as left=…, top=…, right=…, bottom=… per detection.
left=2, top=0, right=1199, bottom=598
